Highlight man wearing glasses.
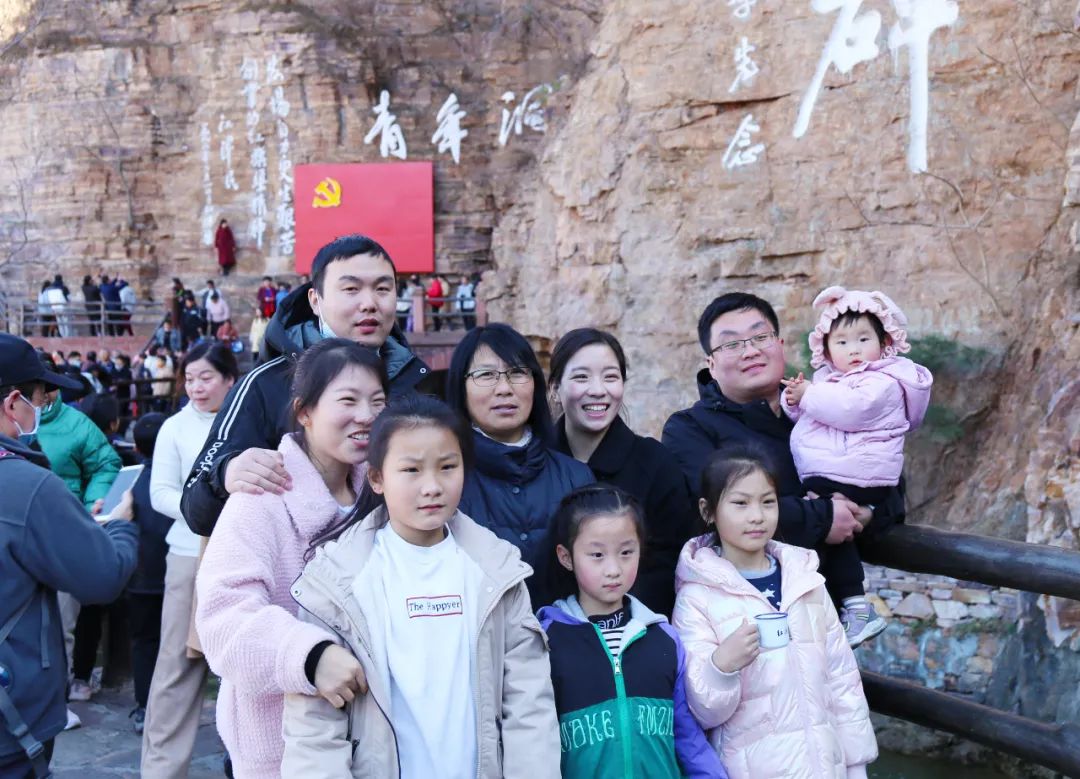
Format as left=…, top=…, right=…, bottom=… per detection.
left=662, top=292, right=867, bottom=551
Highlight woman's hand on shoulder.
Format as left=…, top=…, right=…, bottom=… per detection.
left=710, top=619, right=760, bottom=674
left=314, top=644, right=368, bottom=709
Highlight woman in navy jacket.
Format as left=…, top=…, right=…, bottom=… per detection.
left=446, top=323, right=593, bottom=605
left=549, top=328, right=699, bottom=617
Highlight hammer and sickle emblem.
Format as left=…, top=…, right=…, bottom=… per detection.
left=312, top=177, right=342, bottom=208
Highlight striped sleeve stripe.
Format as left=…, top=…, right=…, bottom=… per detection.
left=217, top=355, right=286, bottom=440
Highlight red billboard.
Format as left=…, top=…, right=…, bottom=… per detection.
left=293, top=162, right=434, bottom=274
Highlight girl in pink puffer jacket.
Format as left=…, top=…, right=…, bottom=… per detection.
left=782, top=287, right=932, bottom=646
left=673, top=448, right=877, bottom=779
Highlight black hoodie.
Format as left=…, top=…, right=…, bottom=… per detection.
left=180, top=284, right=432, bottom=536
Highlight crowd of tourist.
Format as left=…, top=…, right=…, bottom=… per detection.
left=0, top=233, right=934, bottom=779
left=32, top=273, right=138, bottom=338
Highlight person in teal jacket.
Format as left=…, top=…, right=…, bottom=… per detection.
left=36, top=386, right=121, bottom=511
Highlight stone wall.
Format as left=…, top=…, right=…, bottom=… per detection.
left=859, top=564, right=1021, bottom=696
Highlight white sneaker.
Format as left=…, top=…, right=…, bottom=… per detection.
left=68, top=679, right=93, bottom=702
left=64, top=708, right=82, bottom=731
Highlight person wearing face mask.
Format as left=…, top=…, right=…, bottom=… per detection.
left=181, top=234, right=432, bottom=538
left=0, top=334, right=138, bottom=779
left=36, top=368, right=122, bottom=513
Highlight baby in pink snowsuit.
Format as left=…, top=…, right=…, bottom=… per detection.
left=782, top=286, right=933, bottom=647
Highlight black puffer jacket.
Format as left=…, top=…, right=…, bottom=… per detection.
left=458, top=430, right=594, bottom=606
left=180, top=284, right=432, bottom=537
left=554, top=416, right=699, bottom=617
left=661, top=369, right=834, bottom=549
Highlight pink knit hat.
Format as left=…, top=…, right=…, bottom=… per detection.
left=808, top=286, right=911, bottom=369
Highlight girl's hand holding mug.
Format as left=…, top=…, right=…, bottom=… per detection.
left=711, top=619, right=761, bottom=673
left=314, top=644, right=368, bottom=709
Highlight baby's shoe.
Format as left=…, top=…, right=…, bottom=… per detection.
left=842, top=600, right=887, bottom=647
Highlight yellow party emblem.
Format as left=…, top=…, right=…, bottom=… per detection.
left=312, top=177, right=342, bottom=208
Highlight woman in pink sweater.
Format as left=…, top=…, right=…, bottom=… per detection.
left=195, top=339, right=388, bottom=777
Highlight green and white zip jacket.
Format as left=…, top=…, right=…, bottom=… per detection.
left=537, top=595, right=727, bottom=779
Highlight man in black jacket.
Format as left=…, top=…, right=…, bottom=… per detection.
left=661, top=292, right=868, bottom=550
left=181, top=234, right=432, bottom=536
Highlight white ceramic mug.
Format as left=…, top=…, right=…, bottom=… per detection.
left=754, top=612, right=790, bottom=649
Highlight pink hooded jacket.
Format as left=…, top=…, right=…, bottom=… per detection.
left=195, top=433, right=367, bottom=778
left=673, top=537, right=877, bottom=779
left=786, top=357, right=933, bottom=488
left=787, top=286, right=933, bottom=488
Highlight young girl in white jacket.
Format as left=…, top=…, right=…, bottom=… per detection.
left=672, top=448, right=877, bottom=779
left=282, top=394, right=560, bottom=779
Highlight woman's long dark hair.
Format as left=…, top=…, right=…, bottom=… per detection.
left=289, top=339, right=389, bottom=559
left=445, top=322, right=554, bottom=444
left=305, top=393, right=473, bottom=556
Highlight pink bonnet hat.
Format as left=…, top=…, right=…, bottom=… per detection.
left=808, top=286, right=911, bottom=369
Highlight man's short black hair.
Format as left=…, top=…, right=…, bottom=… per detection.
left=697, top=292, right=780, bottom=354
left=310, top=234, right=396, bottom=295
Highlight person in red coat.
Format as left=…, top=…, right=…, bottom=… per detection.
left=215, top=219, right=236, bottom=276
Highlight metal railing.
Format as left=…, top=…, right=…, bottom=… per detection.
left=5, top=298, right=166, bottom=339
left=401, top=292, right=487, bottom=334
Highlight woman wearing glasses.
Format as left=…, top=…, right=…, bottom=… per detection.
left=446, top=323, right=594, bottom=606
left=548, top=328, right=699, bottom=617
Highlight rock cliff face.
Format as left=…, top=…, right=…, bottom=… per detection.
left=484, top=0, right=1080, bottom=647
left=0, top=0, right=1076, bottom=673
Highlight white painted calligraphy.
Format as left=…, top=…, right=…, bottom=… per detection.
left=431, top=93, right=468, bottom=164
left=199, top=123, right=215, bottom=246
left=722, top=114, right=766, bottom=170
left=364, top=90, right=408, bottom=160
left=729, top=36, right=760, bottom=93
left=793, top=0, right=882, bottom=139
left=218, top=115, right=238, bottom=191
left=267, top=55, right=295, bottom=257
left=498, top=85, right=550, bottom=147
left=727, top=0, right=758, bottom=20
left=887, top=0, right=959, bottom=172
left=241, top=57, right=268, bottom=248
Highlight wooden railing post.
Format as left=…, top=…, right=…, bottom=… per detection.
left=411, top=289, right=426, bottom=334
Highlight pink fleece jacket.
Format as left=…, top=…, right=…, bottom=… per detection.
left=195, top=433, right=366, bottom=778
left=785, top=357, right=933, bottom=488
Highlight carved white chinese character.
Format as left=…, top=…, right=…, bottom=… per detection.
left=431, top=93, right=468, bottom=164
left=793, top=0, right=882, bottom=138
left=363, top=90, right=408, bottom=160
left=498, top=85, right=550, bottom=147
left=240, top=57, right=259, bottom=87
left=888, top=0, right=959, bottom=172
left=265, top=55, right=284, bottom=86
left=727, top=0, right=758, bottom=20
left=270, top=85, right=290, bottom=119
left=723, top=114, right=766, bottom=170
left=729, top=37, right=760, bottom=94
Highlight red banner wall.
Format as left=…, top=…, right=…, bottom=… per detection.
left=293, top=162, right=434, bottom=274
